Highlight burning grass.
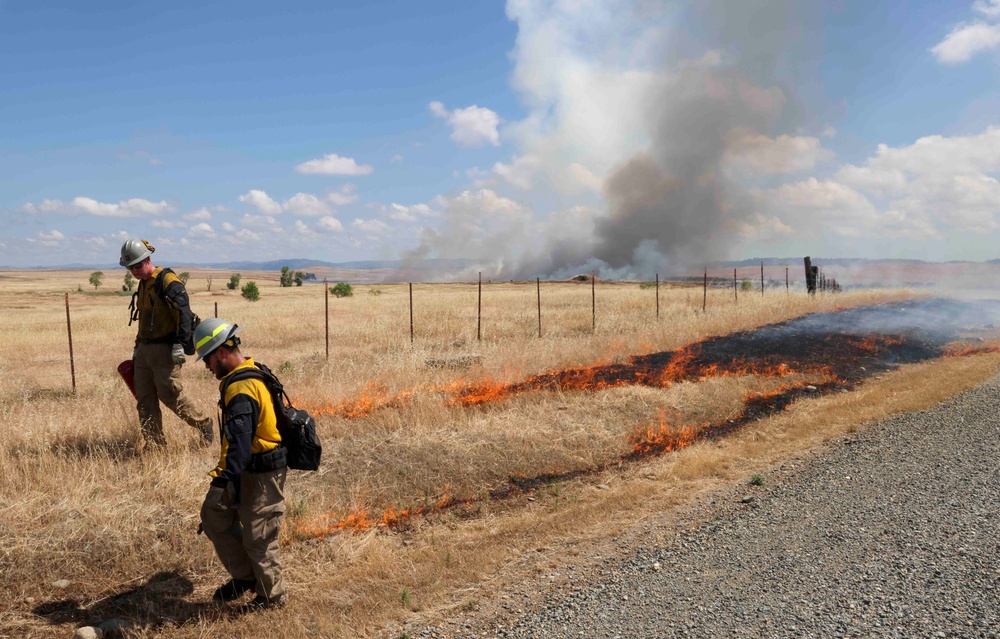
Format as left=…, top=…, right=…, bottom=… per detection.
left=5, top=271, right=997, bottom=638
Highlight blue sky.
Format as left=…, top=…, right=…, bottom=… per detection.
left=2, top=1, right=1000, bottom=274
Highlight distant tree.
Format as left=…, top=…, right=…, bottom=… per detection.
left=123, top=271, right=135, bottom=291
left=279, top=265, right=294, bottom=287
left=740, top=279, right=753, bottom=291
left=89, top=271, right=103, bottom=290
left=227, top=273, right=241, bottom=290
left=330, top=282, right=353, bottom=298
left=241, top=281, right=260, bottom=302
left=293, top=271, right=304, bottom=287
left=303, top=272, right=317, bottom=281
left=178, top=271, right=190, bottom=284
left=206, top=276, right=213, bottom=291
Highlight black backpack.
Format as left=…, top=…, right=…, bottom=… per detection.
left=223, top=362, right=322, bottom=471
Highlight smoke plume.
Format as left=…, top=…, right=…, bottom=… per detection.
left=402, top=0, right=822, bottom=281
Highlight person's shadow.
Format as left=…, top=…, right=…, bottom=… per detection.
left=32, top=570, right=222, bottom=631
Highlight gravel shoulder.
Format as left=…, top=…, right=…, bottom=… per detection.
left=404, top=372, right=1000, bottom=638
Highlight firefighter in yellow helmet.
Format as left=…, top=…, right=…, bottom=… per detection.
left=120, top=238, right=214, bottom=448
left=195, top=318, right=287, bottom=610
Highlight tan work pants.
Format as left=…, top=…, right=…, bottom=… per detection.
left=133, top=342, right=211, bottom=447
left=200, top=468, right=287, bottom=603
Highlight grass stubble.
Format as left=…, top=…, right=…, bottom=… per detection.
left=0, top=269, right=996, bottom=638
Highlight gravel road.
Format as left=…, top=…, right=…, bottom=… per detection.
left=409, top=374, right=1000, bottom=639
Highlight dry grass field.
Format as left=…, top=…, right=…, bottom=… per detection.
left=1, top=268, right=997, bottom=638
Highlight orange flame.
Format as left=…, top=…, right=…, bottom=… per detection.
left=628, top=414, right=699, bottom=457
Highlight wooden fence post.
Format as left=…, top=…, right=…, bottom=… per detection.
left=409, top=283, right=414, bottom=344
left=786, top=267, right=789, bottom=292
left=733, top=268, right=737, bottom=303
left=655, top=273, right=659, bottom=318
left=591, top=272, right=596, bottom=332
left=760, top=261, right=764, bottom=297
left=477, top=272, right=482, bottom=341
left=65, top=292, right=76, bottom=399
left=324, top=278, right=329, bottom=360
left=537, top=277, right=542, bottom=338
left=214, top=301, right=218, bottom=318
left=703, top=267, right=707, bottom=312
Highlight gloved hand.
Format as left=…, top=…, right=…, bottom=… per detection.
left=171, top=343, right=186, bottom=365
left=204, top=485, right=228, bottom=512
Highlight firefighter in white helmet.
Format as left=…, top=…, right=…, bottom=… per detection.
left=194, top=318, right=288, bottom=610
left=120, top=238, right=214, bottom=448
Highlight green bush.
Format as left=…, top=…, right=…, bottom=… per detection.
left=122, top=272, right=135, bottom=292
left=639, top=281, right=657, bottom=290
left=178, top=271, right=190, bottom=284
left=368, top=288, right=382, bottom=296
left=279, top=265, right=293, bottom=287
left=330, top=282, right=354, bottom=298
left=740, top=279, right=753, bottom=291
left=241, top=281, right=260, bottom=302
left=227, top=273, right=241, bottom=290
left=88, top=271, right=103, bottom=290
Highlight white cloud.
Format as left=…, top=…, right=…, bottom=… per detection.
left=235, top=229, right=263, bottom=243
left=493, top=155, right=540, bottom=189
left=352, top=218, right=390, bottom=234
left=975, top=0, right=1000, bottom=19
left=239, top=189, right=282, bottom=215
left=73, top=197, right=170, bottom=217
left=753, top=125, right=1000, bottom=240
left=316, top=216, right=345, bottom=233
left=724, top=128, right=833, bottom=175
left=151, top=219, right=184, bottom=229
left=184, top=208, right=213, bottom=221
left=22, top=197, right=171, bottom=218
left=429, top=101, right=501, bottom=147
left=326, top=184, right=359, bottom=206
left=20, top=198, right=64, bottom=215
left=187, top=223, right=217, bottom=239
left=37, top=229, right=65, bottom=246
left=389, top=202, right=436, bottom=222
left=932, top=21, right=1000, bottom=63
left=241, top=214, right=282, bottom=232
left=241, top=187, right=358, bottom=217
left=284, top=193, right=330, bottom=217
left=294, top=220, right=319, bottom=238
left=390, top=153, right=404, bottom=163
left=295, top=153, right=374, bottom=176
left=222, top=222, right=236, bottom=232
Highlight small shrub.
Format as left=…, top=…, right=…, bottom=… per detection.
left=178, top=271, right=190, bottom=284
left=639, top=281, right=657, bottom=290
left=279, top=265, right=293, bottom=287
left=749, top=474, right=765, bottom=486
left=241, top=281, right=260, bottom=302
left=330, top=282, right=354, bottom=298
left=400, top=587, right=412, bottom=609
left=740, top=279, right=753, bottom=292
left=288, top=497, right=308, bottom=518
left=227, top=273, right=241, bottom=290
left=368, top=289, right=382, bottom=296
left=293, top=271, right=304, bottom=287
left=123, top=272, right=135, bottom=292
